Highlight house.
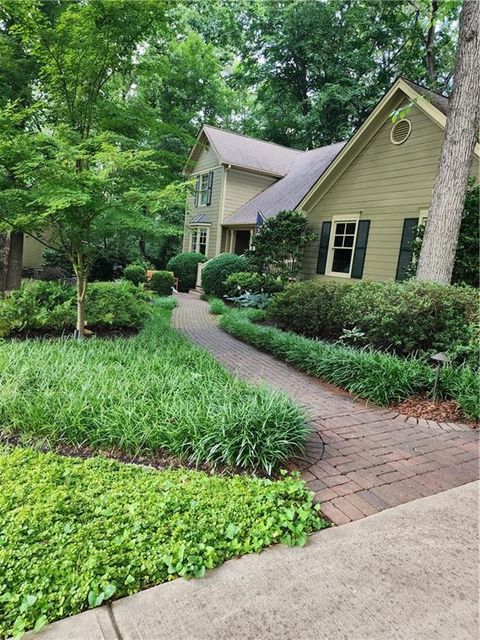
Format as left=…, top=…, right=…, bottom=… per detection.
left=183, top=77, right=479, bottom=282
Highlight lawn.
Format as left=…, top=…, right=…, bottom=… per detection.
left=0, top=299, right=308, bottom=473
left=0, top=447, right=327, bottom=638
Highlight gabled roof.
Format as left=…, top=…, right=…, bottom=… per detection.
left=402, top=78, right=449, bottom=116
left=299, top=76, right=479, bottom=212
left=185, top=124, right=301, bottom=177
left=224, top=141, right=346, bottom=226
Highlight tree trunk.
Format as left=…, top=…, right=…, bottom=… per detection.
left=416, top=0, right=480, bottom=284
left=0, top=233, right=9, bottom=294
left=74, top=260, right=87, bottom=339
left=6, top=232, right=24, bottom=290
left=425, top=0, right=438, bottom=86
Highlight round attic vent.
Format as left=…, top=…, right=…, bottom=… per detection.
left=390, top=119, right=412, bottom=145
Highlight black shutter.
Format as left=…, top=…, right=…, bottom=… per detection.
left=194, top=176, right=200, bottom=207
left=316, top=221, right=331, bottom=274
left=206, top=171, right=213, bottom=206
left=351, top=220, right=370, bottom=279
left=395, top=218, right=419, bottom=281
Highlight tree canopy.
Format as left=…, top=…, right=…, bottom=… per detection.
left=0, top=0, right=464, bottom=310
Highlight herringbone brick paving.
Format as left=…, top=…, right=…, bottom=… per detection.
left=173, top=293, right=479, bottom=525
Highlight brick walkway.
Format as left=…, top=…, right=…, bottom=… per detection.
left=173, top=293, right=479, bottom=525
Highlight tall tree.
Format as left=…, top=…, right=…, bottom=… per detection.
left=230, top=0, right=460, bottom=148
left=416, top=0, right=479, bottom=284
left=0, top=0, right=171, bottom=336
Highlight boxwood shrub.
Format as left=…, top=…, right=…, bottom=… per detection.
left=267, top=280, right=479, bottom=366
left=0, top=447, right=326, bottom=638
left=150, top=271, right=175, bottom=296
left=167, top=252, right=207, bottom=292
left=201, top=253, right=249, bottom=297
left=123, top=264, right=147, bottom=286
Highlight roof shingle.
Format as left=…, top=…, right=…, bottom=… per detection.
left=203, top=125, right=301, bottom=177
left=223, top=141, right=346, bottom=226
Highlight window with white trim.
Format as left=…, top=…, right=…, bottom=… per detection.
left=327, top=219, right=359, bottom=276
left=191, top=227, right=208, bottom=255
left=197, top=173, right=210, bottom=206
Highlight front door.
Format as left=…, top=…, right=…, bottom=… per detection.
left=234, top=230, right=251, bottom=255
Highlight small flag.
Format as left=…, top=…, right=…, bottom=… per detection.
left=256, top=210, right=266, bottom=230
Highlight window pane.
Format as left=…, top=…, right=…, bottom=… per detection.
left=200, top=174, right=209, bottom=189
left=336, top=223, right=345, bottom=234
left=334, top=234, right=343, bottom=247
left=346, top=223, right=356, bottom=234
left=343, top=235, right=354, bottom=247
left=332, top=248, right=352, bottom=273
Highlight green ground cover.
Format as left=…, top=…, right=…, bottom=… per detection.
left=0, top=448, right=326, bottom=638
left=0, top=299, right=308, bottom=473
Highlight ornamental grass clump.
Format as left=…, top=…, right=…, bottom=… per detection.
left=219, top=309, right=479, bottom=420
left=0, top=448, right=327, bottom=638
left=0, top=302, right=308, bottom=473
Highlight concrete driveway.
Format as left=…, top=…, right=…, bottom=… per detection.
left=25, top=481, right=479, bottom=640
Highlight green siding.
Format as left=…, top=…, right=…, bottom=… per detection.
left=303, top=104, right=479, bottom=282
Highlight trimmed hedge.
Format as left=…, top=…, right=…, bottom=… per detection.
left=219, top=309, right=479, bottom=420
left=267, top=280, right=479, bottom=366
left=150, top=271, right=175, bottom=296
left=201, top=253, right=249, bottom=297
left=167, top=252, right=207, bottom=292
left=123, top=264, right=147, bottom=286
left=0, top=448, right=326, bottom=638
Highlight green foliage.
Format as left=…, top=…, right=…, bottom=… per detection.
left=408, top=181, right=479, bottom=287
left=0, top=303, right=309, bottom=472
left=219, top=310, right=479, bottom=420
left=149, top=271, right=175, bottom=296
left=267, top=280, right=479, bottom=367
left=209, top=298, right=229, bottom=315
left=225, top=271, right=284, bottom=296
left=0, top=280, right=151, bottom=337
left=246, top=211, right=315, bottom=281
left=233, top=0, right=459, bottom=148
left=167, top=252, right=207, bottom=292
left=155, top=296, right=177, bottom=311
left=201, top=253, right=249, bottom=297
left=0, top=0, right=172, bottom=334
left=85, top=281, right=152, bottom=329
left=123, top=264, right=147, bottom=286
left=0, top=448, right=326, bottom=638
left=0, top=280, right=72, bottom=336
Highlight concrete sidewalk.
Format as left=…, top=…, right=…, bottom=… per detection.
left=26, top=481, right=479, bottom=640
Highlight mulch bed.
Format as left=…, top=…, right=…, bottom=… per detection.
left=0, top=432, right=263, bottom=478
left=5, top=326, right=139, bottom=341
left=393, top=395, right=478, bottom=428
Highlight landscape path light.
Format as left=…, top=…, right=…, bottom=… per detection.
left=430, top=352, right=450, bottom=400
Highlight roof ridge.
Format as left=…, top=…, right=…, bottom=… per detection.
left=400, top=76, right=450, bottom=100
left=203, top=124, right=303, bottom=153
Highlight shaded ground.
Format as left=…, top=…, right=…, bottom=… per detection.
left=173, top=293, right=479, bottom=525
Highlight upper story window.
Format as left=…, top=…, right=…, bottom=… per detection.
left=194, top=171, right=213, bottom=207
